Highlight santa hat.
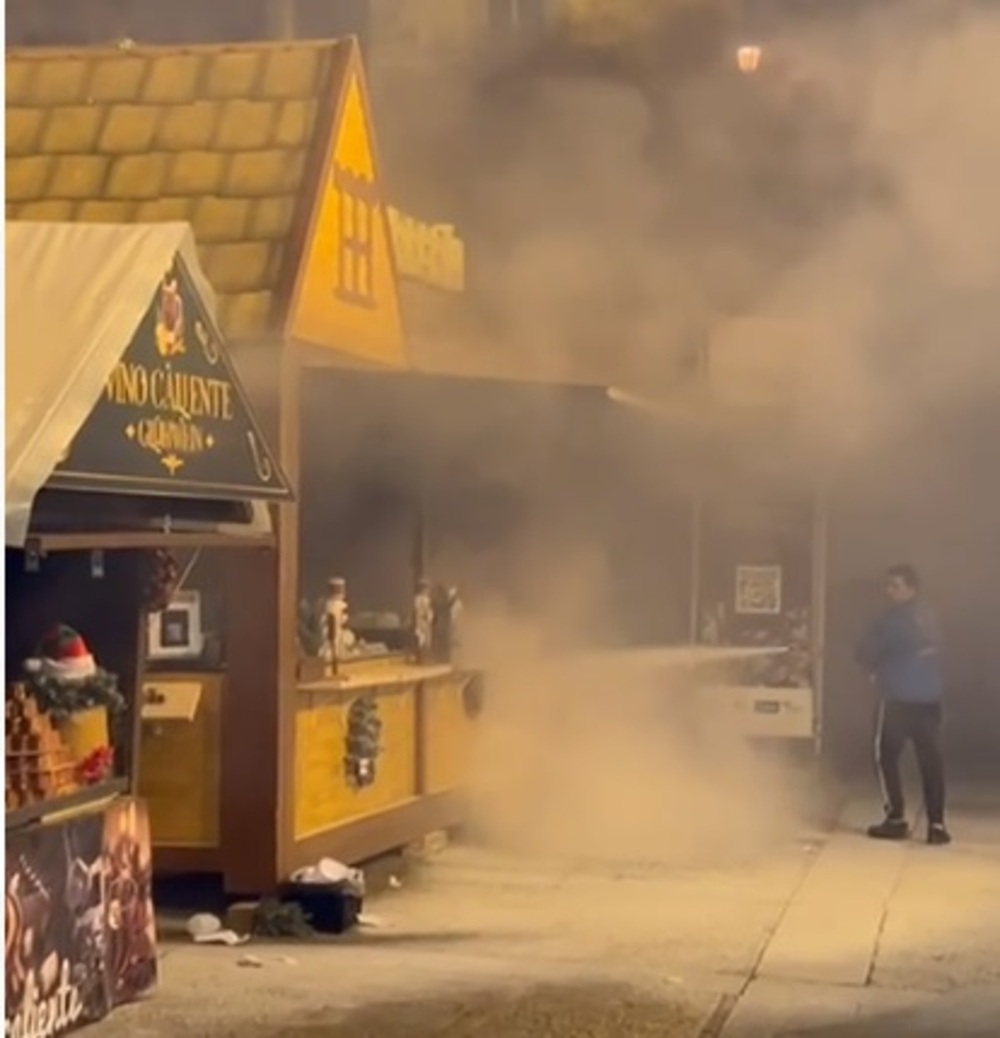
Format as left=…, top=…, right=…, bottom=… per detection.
left=25, top=625, right=98, bottom=683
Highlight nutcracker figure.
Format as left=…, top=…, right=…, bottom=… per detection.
left=412, top=578, right=434, bottom=663
left=323, top=577, right=353, bottom=674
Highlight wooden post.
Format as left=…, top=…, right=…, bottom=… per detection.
left=811, top=485, right=829, bottom=758
left=688, top=494, right=703, bottom=644
left=221, top=341, right=300, bottom=894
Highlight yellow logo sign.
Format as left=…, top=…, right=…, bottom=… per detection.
left=108, top=360, right=232, bottom=475
left=287, top=44, right=406, bottom=367
left=155, top=269, right=187, bottom=358
left=387, top=208, right=465, bottom=293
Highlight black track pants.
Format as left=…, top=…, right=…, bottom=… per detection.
left=874, top=700, right=946, bottom=826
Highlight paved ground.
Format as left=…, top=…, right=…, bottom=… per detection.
left=91, top=783, right=1000, bottom=1038
left=725, top=786, right=1000, bottom=1037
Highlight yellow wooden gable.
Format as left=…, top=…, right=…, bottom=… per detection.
left=286, top=42, right=407, bottom=368
left=5, top=39, right=407, bottom=370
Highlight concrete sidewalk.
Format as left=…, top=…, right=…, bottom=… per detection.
left=790, top=986, right=1000, bottom=1037
left=722, top=785, right=1000, bottom=1037
left=99, top=808, right=825, bottom=1037
left=88, top=782, right=998, bottom=1037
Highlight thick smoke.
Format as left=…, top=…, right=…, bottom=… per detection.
left=363, top=2, right=1000, bottom=859
left=380, top=1, right=1000, bottom=464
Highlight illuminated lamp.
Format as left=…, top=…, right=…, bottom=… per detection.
left=736, top=44, right=762, bottom=74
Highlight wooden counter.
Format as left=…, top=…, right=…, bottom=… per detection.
left=421, top=668, right=480, bottom=795
left=293, top=674, right=419, bottom=840
left=288, top=657, right=482, bottom=872
left=137, top=658, right=484, bottom=885
left=137, top=671, right=223, bottom=869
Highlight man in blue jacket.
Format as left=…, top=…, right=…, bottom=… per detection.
left=856, top=564, right=950, bottom=845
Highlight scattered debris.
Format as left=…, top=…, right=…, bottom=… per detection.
left=236, top=953, right=264, bottom=969
left=251, top=898, right=314, bottom=939
left=194, top=930, right=249, bottom=947
left=290, top=857, right=366, bottom=896
left=388, top=875, right=403, bottom=890
left=186, top=913, right=249, bottom=946
left=224, top=900, right=259, bottom=936
left=405, top=830, right=450, bottom=861
left=186, top=913, right=221, bottom=938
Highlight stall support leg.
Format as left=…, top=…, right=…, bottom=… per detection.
left=222, top=548, right=285, bottom=894
left=811, top=488, right=830, bottom=761
left=220, top=344, right=300, bottom=895
left=688, top=494, right=703, bottom=644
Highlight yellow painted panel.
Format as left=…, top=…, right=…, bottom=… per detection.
left=58, top=706, right=109, bottom=762
left=293, top=683, right=417, bottom=840
left=138, top=674, right=221, bottom=847
left=422, top=673, right=476, bottom=794
left=286, top=45, right=406, bottom=367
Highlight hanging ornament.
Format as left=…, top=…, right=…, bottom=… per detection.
left=142, top=549, right=180, bottom=613
left=343, top=694, right=382, bottom=790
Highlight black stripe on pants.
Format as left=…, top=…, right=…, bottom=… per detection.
left=874, top=700, right=946, bottom=825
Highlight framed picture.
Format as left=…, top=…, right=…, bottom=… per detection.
left=147, top=589, right=204, bottom=660
left=735, top=565, right=782, bottom=616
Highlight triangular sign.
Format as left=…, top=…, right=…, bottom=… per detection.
left=49, top=254, right=292, bottom=502
left=286, top=41, right=407, bottom=367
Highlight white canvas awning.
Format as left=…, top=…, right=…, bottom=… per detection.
left=5, top=221, right=271, bottom=546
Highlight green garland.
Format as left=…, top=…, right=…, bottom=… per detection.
left=22, top=669, right=126, bottom=722
left=344, top=694, right=382, bottom=789
left=297, top=598, right=327, bottom=658
left=252, top=898, right=314, bottom=939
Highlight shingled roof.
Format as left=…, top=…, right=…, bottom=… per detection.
left=5, top=41, right=351, bottom=338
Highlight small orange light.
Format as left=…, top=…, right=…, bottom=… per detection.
left=737, top=44, right=762, bottom=75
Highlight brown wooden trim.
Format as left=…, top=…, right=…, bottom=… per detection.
left=98, top=551, right=146, bottom=801
left=285, top=791, right=464, bottom=879
left=126, top=601, right=148, bottom=798
left=152, top=845, right=223, bottom=875
left=220, top=542, right=282, bottom=893
left=275, top=348, right=302, bottom=882
left=36, top=532, right=274, bottom=552
left=272, top=41, right=354, bottom=330
left=414, top=681, right=428, bottom=797
left=355, top=41, right=402, bottom=290
left=5, top=780, right=129, bottom=831
left=8, top=40, right=343, bottom=61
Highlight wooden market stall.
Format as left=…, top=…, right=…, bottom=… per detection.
left=4, top=220, right=290, bottom=1035
left=274, top=37, right=483, bottom=884
left=6, top=39, right=484, bottom=895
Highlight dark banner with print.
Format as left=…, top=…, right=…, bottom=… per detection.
left=48, top=254, right=291, bottom=503
left=5, top=797, right=157, bottom=1038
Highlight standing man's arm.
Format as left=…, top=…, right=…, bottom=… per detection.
left=912, top=604, right=941, bottom=658
left=856, top=617, right=884, bottom=675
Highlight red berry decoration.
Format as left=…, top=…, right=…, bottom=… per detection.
left=79, top=745, right=115, bottom=785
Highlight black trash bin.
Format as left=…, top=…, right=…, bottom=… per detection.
left=277, top=881, right=363, bottom=935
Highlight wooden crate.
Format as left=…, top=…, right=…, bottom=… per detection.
left=5, top=684, right=79, bottom=810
